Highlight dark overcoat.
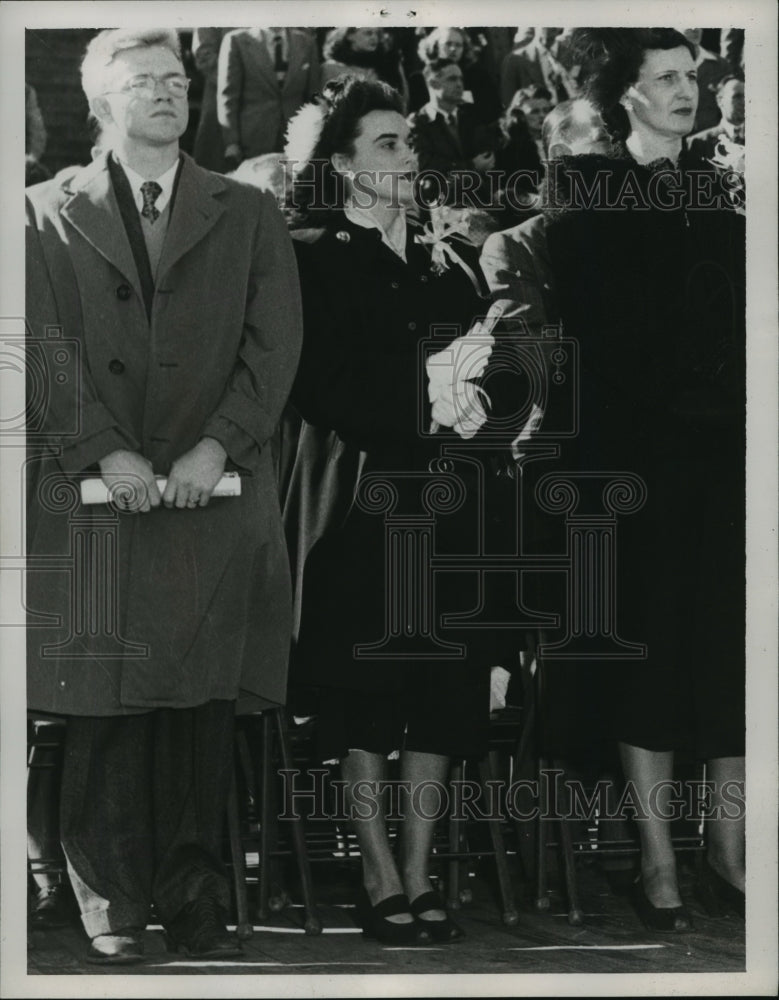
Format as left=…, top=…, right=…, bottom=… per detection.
left=25, top=151, right=302, bottom=715
left=541, top=153, right=746, bottom=758
left=284, top=214, right=527, bottom=698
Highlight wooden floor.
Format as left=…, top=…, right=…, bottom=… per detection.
left=28, top=858, right=745, bottom=978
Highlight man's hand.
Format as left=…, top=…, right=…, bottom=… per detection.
left=99, top=450, right=161, bottom=513
left=162, top=437, right=227, bottom=509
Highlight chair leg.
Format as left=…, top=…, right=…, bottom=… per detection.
left=227, top=765, right=253, bottom=939
left=535, top=754, right=550, bottom=911
left=511, top=696, right=537, bottom=886
left=274, top=708, right=322, bottom=935
left=256, top=713, right=274, bottom=921
left=447, top=761, right=464, bottom=909
left=478, top=756, right=519, bottom=926
left=551, top=763, right=584, bottom=926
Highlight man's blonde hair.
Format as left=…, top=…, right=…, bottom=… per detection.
left=81, top=28, right=182, bottom=103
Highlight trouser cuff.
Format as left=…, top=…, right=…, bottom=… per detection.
left=80, top=902, right=149, bottom=939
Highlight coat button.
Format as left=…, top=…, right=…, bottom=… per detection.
left=420, top=275, right=429, bottom=283
left=116, top=284, right=132, bottom=300
left=407, top=321, right=417, bottom=331
left=108, top=359, right=125, bottom=375
left=391, top=281, right=400, bottom=290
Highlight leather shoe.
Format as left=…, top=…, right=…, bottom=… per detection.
left=86, top=929, right=145, bottom=965
left=30, top=884, right=76, bottom=930
left=695, top=859, right=745, bottom=919
left=165, top=897, right=243, bottom=958
left=409, top=890, right=465, bottom=943
left=630, top=877, right=693, bottom=933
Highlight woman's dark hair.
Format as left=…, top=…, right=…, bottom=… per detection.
left=572, top=28, right=695, bottom=141
left=287, top=76, right=405, bottom=224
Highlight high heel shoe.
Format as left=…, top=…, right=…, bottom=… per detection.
left=694, top=859, right=745, bottom=919
left=356, top=889, right=430, bottom=945
left=630, top=877, right=693, bottom=933
left=409, top=890, right=464, bottom=943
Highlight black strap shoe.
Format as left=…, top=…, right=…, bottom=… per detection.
left=165, top=897, right=243, bottom=958
left=409, top=890, right=465, bottom=943
left=356, top=889, right=430, bottom=945
left=630, top=877, right=693, bottom=933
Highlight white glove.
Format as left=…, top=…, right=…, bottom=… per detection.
left=427, top=320, right=494, bottom=435
left=489, top=665, right=511, bottom=712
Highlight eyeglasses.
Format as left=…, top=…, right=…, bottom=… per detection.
left=105, top=74, right=190, bottom=99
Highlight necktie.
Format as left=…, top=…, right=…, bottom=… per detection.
left=140, top=181, right=162, bottom=224
left=273, top=33, right=287, bottom=84
left=444, top=110, right=458, bottom=139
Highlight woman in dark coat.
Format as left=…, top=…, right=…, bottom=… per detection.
left=320, top=27, right=409, bottom=107
left=283, top=77, right=521, bottom=944
left=543, top=28, right=746, bottom=929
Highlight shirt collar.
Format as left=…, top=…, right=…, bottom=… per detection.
left=256, top=28, right=288, bottom=49
left=420, top=100, right=458, bottom=124
left=114, top=157, right=180, bottom=216
left=343, top=203, right=408, bottom=261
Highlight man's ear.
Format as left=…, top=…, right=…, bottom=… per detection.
left=548, top=140, right=570, bottom=160
left=90, top=95, right=113, bottom=125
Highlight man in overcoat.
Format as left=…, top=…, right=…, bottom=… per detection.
left=25, top=28, right=302, bottom=964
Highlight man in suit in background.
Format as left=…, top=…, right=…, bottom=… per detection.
left=407, top=58, right=497, bottom=205
left=500, top=27, right=576, bottom=109
left=480, top=98, right=612, bottom=333
left=218, top=26, right=320, bottom=169
left=26, top=28, right=302, bottom=965
left=682, top=28, right=732, bottom=133
left=687, top=75, right=745, bottom=163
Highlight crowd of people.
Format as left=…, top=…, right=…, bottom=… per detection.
left=25, top=24, right=746, bottom=966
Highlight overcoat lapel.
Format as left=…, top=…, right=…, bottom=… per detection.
left=156, top=154, right=227, bottom=281
left=284, top=32, right=305, bottom=91
left=60, top=155, right=145, bottom=304
left=247, top=30, right=278, bottom=90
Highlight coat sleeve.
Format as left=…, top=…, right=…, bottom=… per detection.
left=291, top=239, right=432, bottom=450
left=201, top=192, right=303, bottom=473
left=217, top=32, right=243, bottom=150
left=25, top=195, right=140, bottom=474
left=304, top=35, right=321, bottom=97
left=480, top=227, right=552, bottom=334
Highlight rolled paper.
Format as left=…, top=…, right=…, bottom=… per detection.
left=80, top=472, right=242, bottom=505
